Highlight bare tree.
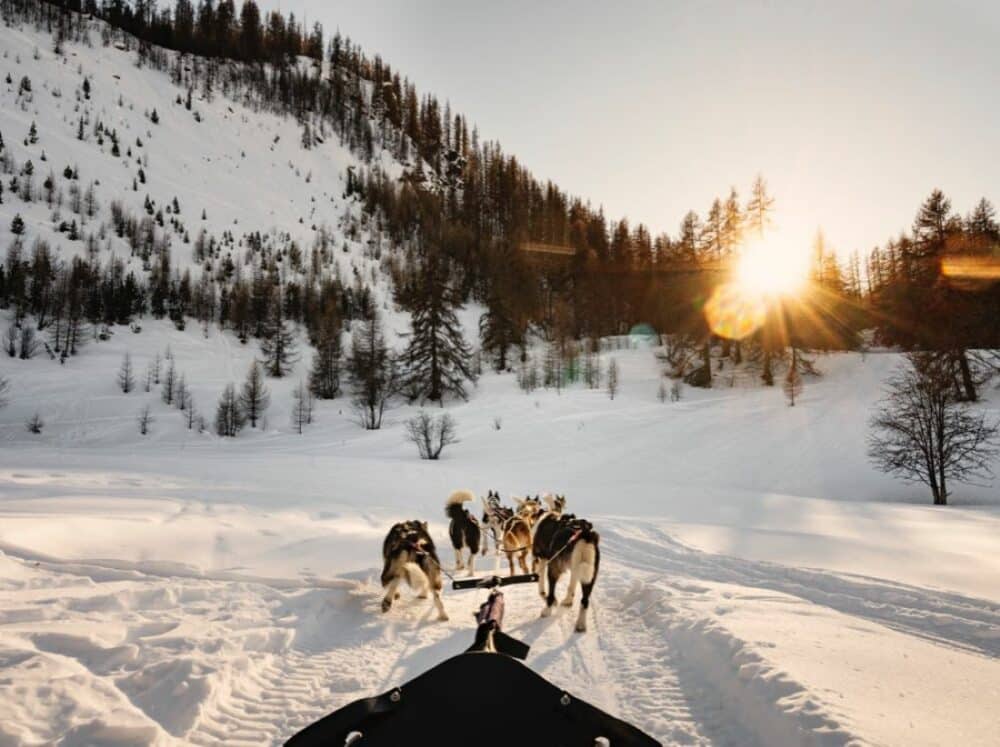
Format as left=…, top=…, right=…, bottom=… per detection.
left=215, top=383, right=245, bottom=437
left=161, top=359, right=177, bottom=405
left=348, top=314, right=396, bottom=430
left=868, top=353, right=999, bottom=505
left=25, top=412, right=44, bottom=434
left=607, top=358, right=619, bottom=400
left=17, top=325, right=39, bottom=359
left=291, top=380, right=314, bottom=434
left=118, top=352, right=135, bottom=393
left=137, top=405, right=153, bottom=435
left=239, top=362, right=270, bottom=428
left=406, top=411, right=459, bottom=460
left=176, top=374, right=189, bottom=410
left=784, top=362, right=803, bottom=407
left=3, top=323, right=17, bottom=358
left=185, top=398, right=200, bottom=430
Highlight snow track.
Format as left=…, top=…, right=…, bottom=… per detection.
left=602, top=523, right=1000, bottom=658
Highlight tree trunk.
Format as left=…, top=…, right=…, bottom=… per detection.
left=957, top=351, right=977, bottom=402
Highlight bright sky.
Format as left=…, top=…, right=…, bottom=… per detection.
left=260, top=0, right=998, bottom=256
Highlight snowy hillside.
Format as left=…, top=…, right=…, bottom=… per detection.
left=1, top=8, right=999, bottom=747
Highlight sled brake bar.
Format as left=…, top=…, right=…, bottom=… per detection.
left=452, top=573, right=538, bottom=590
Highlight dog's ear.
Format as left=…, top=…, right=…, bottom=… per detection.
left=421, top=521, right=428, bottom=530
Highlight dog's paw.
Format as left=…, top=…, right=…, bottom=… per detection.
left=395, top=592, right=401, bottom=600
left=437, top=612, right=450, bottom=622
left=417, top=591, right=429, bottom=599
left=560, top=597, right=574, bottom=607
left=381, top=598, right=392, bottom=613
left=574, top=622, right=587, bottom=633
left=540, top=605, right=553, bottom=618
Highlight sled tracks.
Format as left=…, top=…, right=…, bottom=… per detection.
left=601, top=523, right=1000, bottom=659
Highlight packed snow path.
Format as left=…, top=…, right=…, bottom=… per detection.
left=2, top=522, right=997, bottom=746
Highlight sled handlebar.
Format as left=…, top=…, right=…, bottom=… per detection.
left=451, top=573, right=538, bottom=590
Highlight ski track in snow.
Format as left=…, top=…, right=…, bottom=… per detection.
left=3, top=521, right=997, bottom=745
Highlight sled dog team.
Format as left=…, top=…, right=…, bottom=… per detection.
left=380, top=490, right=600, bottom=632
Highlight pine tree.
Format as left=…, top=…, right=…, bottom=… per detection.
left=117, top=352, right=135, bottom=393
left=403, top=251, right=474, bottom=402
left=10, top=214, right=25, bottom=236
left=215, top=383, right=245, bottom=436
left=239, top=361, right=270, bottom=428
left=260, top=291, right=297, bottom=377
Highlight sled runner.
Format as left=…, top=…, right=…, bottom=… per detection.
left=285, top=574, right=660, bottom=746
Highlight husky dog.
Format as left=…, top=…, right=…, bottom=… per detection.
left=380, top=520, right=448, bottom=621
left=481, top=492, right=535, bottom=576
left=445, top=489, right=481, bottom=575
left=538, top=516, right=599, bottom=632
left=531, top=494, right=568, bottom=598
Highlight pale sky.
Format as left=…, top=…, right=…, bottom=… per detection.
left=260, top=0, right=998, bottom=256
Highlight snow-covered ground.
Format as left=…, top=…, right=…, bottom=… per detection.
left=1, top=324, right=999, bottom=746
left=1, top=11, right=999, bottom=747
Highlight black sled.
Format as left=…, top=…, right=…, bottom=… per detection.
left=286, top=574, right=660, bottom=746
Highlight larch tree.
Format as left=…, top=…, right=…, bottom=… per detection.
left=117, top=352, right=135, bottom=393
left=240, top=361, right=270, bottom=428
left=347, top=311, right=396, bottom=430
left=259, top=291, right=297, bottom=378
left=308, top=316, right=342, bottom=399
left=215, top=383, right=245, bottom=437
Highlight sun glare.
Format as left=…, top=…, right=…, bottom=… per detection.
left=705, top=230, right=812, bottom=340
left=735, top=233, right=810, bottom=296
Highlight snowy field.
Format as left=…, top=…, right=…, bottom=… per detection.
left=1, top=325, right=999, bottom=746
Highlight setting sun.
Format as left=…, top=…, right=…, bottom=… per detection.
left=735, top=233, right=811, bottom=296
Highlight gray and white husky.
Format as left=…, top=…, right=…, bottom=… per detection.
left=536, top=509, right=599, bottom=633
left=380, top=520, right=448, bottom=621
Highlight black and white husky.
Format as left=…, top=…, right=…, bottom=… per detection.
left=531, top=493, right=567, bottom=598
left=537, top=514, right=599, bottom=633
left=380, top=520, right=448, bottom=621
left=445, top=489, right=481, bottom=575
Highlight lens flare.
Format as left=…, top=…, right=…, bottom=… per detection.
left=735, top=233, right=810, bottom=296
left=704, top=282, right=767, bottom=339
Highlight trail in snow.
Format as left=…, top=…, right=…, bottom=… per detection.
left=601, top=522, right=1000, bottom=658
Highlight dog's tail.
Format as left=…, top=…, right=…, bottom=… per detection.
left=446, top=489, right=475, bottom=521
left=572, top=536, right=599, bottom=585
left=402, top=561, right=430, bottom=592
